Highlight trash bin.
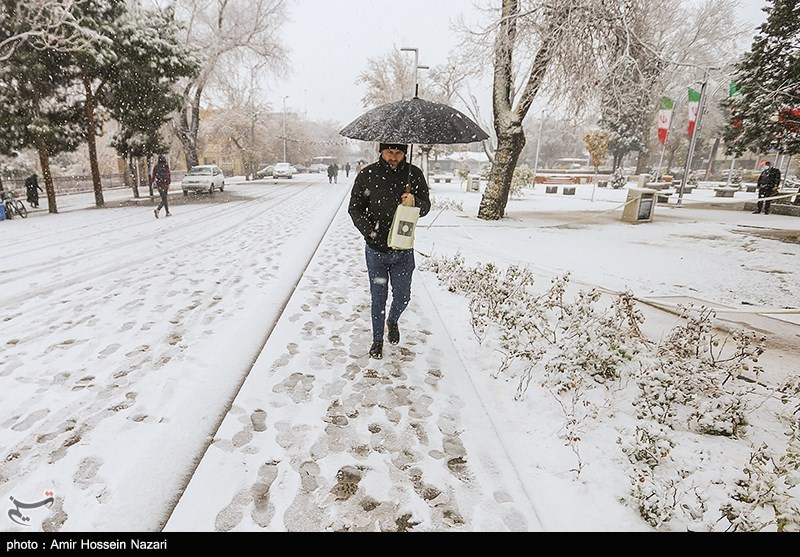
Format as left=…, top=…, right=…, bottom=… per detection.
left=622, top=187, right=656, bottom=223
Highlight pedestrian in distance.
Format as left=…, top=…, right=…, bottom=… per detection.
left=348, top=143, right=431, bottom=360
left=333, top=163, right=339, bottom=184
left=327, top=163, right=335, bottom=184
left=152, top=155, right=172, bottom=218
left=345, top=162, right=351, bottom=178
left=25, top=174, right=43, bottom=208
left=753, top=160, right=781, bottom=214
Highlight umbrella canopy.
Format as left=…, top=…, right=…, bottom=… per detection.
left=340, top=96, right=489, bottom=145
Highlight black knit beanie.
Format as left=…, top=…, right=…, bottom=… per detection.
left=379, top=143, right=408, bottom=154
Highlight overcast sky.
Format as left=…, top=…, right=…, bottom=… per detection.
left=277, top=0, right=770, bottom=126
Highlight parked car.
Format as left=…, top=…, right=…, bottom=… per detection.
left=307, top=163, right=327, bottom=174
left=293, top=164, right=308, bottom=174
left=182, top=165, right=225, bottom=195
left=256, top=165, right=275, bottom=178
left=272, top=162, right=296, bottom=179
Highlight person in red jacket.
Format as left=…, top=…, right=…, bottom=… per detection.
left=152, top=155, right=171, bottom=218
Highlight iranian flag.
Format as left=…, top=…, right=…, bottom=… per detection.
left=657, top=97, right=674, bottom=144
left=687, top=88, right=701, bottom=137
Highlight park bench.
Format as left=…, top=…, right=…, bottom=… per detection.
left=544, top=184, right=577, bottom=194
left=714, top=186, right=739, bottom=198
left=645, top=181, right=671, bottom=191
left=536, top=175, right=581, bottom=185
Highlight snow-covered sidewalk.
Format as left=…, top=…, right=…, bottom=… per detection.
left=165, top=199, right=543, bottom=532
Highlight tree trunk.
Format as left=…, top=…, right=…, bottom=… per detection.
left=478, top=131, right=525, bottom=220
left=635, top=149, right=649, bottom=174
left=706, top=136, right=721, bottom=177
left=478, top=0, right=550, bottom=221
left=176, top=86, right=202, bottom=169
left=35, top=135, right=58, bottom=214
left=82, top=73, right=104, bottom=208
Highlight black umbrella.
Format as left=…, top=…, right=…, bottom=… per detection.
left=339, top=95, right=489, bottom=145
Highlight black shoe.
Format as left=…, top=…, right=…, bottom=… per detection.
left=387, top=321, right=400, bottom=345
left=154, top=208, right=159, bottom=219
left=369, top=341, right=383, bottom=359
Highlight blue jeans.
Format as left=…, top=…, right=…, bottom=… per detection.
left=365, top=245, right=415, bottom=342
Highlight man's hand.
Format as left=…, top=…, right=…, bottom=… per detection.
left=401, top=193, right=415, bottom=207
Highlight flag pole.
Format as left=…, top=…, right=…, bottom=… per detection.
left=677, top=68, right=710, bottom=207
left=654, top=99, right=676, bottom=181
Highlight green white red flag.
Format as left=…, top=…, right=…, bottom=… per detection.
left=657, top=97, right=674, bottom=144
left=687, top=88, right=701, bottom=137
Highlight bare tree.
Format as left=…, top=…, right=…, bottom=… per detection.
left=171, top=0, right=289, bottom=169
left=356, top=48, right=415, bottom=108
left=606, top=0, right=746, bottom=174
left=476, top=0, right=634, bottom=220
left=0, top=0, right=99, bottom=62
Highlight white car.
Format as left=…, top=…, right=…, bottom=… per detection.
left=272, top=163, right=296, bottom=179
left=182, top=165, right=225, bottom=195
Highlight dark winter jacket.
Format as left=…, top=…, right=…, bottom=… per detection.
left=757, top=166, right=780, bottom=191
left=152, top=158, right=171, bottom=189
left=348, top=156, right=431, bottom=253
left=25, top=175, right=42, bottom=195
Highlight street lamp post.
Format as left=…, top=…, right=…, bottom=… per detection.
left=400, top=48, right=431, bottom=179
left=282, top=95, right=289, bottom=163
left=400, top=47, right=429, bottom=98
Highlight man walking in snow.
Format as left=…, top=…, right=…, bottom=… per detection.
left=348, top=143, right=431, bottom=359
left=753, top=160, right=781, bottom=215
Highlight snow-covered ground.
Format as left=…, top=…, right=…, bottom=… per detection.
left=1, top=172, right=798, bottom=533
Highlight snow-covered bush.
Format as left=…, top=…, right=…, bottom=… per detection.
left=421, top=254, right=799, bottom=530
left=509, top=164, right=535, bottom=198
left=430, top=196, right=463, bottom=212
left=636, top=306, right=765, bottom=437
left=610, top=168, right=627, bottom=189
left=720, top=440, right=800, bottom=531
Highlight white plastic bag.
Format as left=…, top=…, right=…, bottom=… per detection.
left=387, top=203, right=420, bottom=250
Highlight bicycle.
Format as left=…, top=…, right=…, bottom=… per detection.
left=2, top=191, right=28, bottom=219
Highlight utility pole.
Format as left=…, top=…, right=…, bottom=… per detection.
left=282, top=96, right=289, bottom=163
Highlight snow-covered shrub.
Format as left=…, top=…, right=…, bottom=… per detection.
left=422, top=255, right=798, bottom=528
left=430, top=196, right=463, bottom=212
left=610, top=168, right=627, bottom=189
left=720, top=441, right=800, bottom=531
left=635, top=305, right=765, bottom=436
left=509, top=164, right=535, bottom=198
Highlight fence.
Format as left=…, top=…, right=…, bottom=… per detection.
left=1, top=172, right=187, bottom=196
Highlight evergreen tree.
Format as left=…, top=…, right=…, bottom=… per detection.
left=59, top=0, right=200, bottom=208
left=0, top=4, right=85, bottom=213
left=723, top=0, right=800, bottom=157
left=104, top=5, right=201, bottom=198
